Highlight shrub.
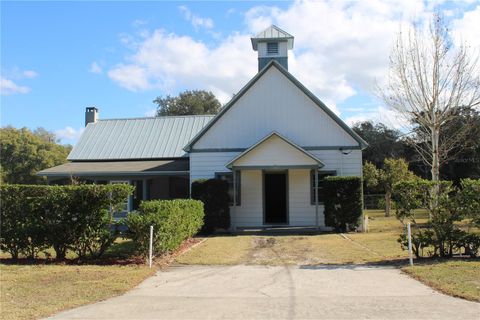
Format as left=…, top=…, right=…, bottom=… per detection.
left=393, top=178, right=480, bottom=258
left=0, top=184, right=133, bottom=260
left=191, top=179, right=230, bottom=233
left=124, top=199, right=204, bottom=257
left=323, top=176, right=363, bottom=232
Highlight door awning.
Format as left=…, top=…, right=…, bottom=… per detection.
left=226, top=132, right=324, bottom=170
left=37, top=159, right=189, bottom=178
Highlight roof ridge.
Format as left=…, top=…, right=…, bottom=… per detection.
left=98, top=114, right=215, bottom=122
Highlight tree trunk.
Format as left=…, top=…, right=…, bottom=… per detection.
left=431, top=125, right=440, bottom=182
left=385, top=192, right=392, bottom=217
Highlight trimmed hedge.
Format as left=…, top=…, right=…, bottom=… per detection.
left=124, top=199, right=204, bottom=257
left=0, top=184, right=133, bottom=260
left=191, top=179, right=230, bottom=233
left=323, top=176, right=363, bottom=232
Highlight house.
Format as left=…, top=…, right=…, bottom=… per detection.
left=39, top=26, right=367, bottom=229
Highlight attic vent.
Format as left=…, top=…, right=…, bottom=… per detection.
left=267, top=42, right=278, bottom=55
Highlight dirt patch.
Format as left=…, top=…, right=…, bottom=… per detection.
left=252, top=237, right=276, bottom=248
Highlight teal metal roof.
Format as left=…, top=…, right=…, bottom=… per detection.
left=251, top=25, right=294, bottom=50
left=68, top=115, right=214, bottom=160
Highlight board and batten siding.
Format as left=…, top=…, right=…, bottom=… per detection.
left=193, top=66, right=359, bottom=150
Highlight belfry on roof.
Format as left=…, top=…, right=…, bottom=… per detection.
left=251, top=25, right=294, bottom=71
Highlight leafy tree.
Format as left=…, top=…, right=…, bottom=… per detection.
left=0, top=127, right=71, bottom=184
left=154, top=90, right=221, bottom=116
left=352, top=121, right=407, bottom=168
left=363, top=158, right=416, bottom=216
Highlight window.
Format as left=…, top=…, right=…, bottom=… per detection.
left=110, top=180, right=131, bottom=219
left=267, top=42, right=279, bottom=55
left=215, top=171, right=241, bottom=206
left=311, top=171, right=336, bottom=204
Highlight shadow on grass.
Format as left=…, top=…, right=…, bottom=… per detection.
left=0, top=240, right=145, bottom=266
left=299, top=256, right=480, bottom=270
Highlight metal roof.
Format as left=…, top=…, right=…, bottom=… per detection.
left=251, top=25, right=294, bottom=50
left=38, top=160, right=189, bottom=177
left=68, top=115, right=214, bottom=160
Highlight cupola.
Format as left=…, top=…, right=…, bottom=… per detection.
left=251, top=25, right=294, bottom=71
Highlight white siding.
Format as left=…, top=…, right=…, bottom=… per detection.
left=257, top=41, right=288, bottom=58
left=288, top=169, right=320, bottom=226
left=233, top=134, right=318, bottom=167
left=194, top=66, right=359, bottom=150
left=310, top=149, right=362, bottom=176
left=190, top=150, right=362, bottom=228
left=233, top=170, right=263, bottom=227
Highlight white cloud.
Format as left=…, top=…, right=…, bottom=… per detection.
left=22, top=70, right=38, bottom=78
left=179, top=6, right=214, bottom=30
left=108, top=30, right=256, bottom=101
left=55, top=126, right=84, bottom=142
left=89, top=62, right=103, bottom=74
left=106, top=1, right=478, bottom=116
left=0, top=77, right=30, bottom=95
left=451, top=5, right=480, bottom=50
left=345, top=106, right=409, bottom=130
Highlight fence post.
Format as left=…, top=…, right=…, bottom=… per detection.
left=407, top=222, right=413, bottom=266
left=363, top=215, right=369, bottom=233
left=149, top=225, right=153, bottom=268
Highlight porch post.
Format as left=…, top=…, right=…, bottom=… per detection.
left=142, top=179, right=148, bottom=201
left=315, top=167, right=319, bottom=229
left=232, top=169, right=237, bottom=232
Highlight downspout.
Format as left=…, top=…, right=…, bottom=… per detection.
left=315, top=167, right=319, bottom=230
left=232, top=168, right=237, bottom=232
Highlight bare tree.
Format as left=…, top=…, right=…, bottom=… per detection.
left=380, top=13, right=480, bottom=181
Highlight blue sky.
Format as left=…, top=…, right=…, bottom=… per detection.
left=2, top=1, right=479, bottom=145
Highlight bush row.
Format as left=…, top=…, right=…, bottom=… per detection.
left=124, top=199, right=204, bottom=257
left=393, top=178, right=480, bottom=258
left=0, top=184, right=133, bottom=260
left=191, top=179, right=230, bottom=233
left=323, top=176, right=363, bottom=232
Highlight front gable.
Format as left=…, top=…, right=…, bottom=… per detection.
left=185, top=62, right=367, bottom=151
left=226, top=132, right=324, bottom=169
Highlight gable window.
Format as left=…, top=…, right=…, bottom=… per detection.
left=267, top=42, right=279, bottom=55
left=310, top=170, right=336, bottom=204
left=215, top=171, right=241, bottom=206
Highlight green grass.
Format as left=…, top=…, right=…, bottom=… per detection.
left=0, top=264, right=155, bottom=320
left=0, top=239, right=153, bottom=320
left=403, top=260, right=480, bottom=302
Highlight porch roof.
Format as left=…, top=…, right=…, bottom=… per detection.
left=37, top=159, right=189, bottom=178
left=226, top=132, right=325, bottom=170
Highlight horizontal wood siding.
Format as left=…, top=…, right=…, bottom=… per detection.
left=288, top=169, right=320, bottom=226
left=194, top=67, right=359, bottom=150
left=189, top=150, right=362, bottom=228
left=233, top=170, right=263, bottom=227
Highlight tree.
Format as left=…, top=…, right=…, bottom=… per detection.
left=0, top=127, right=71, bottom=184
left=363, top=158, right=416, bottom=217
left=352, top=121, right=408, bottom=167
left=154, top=90, right=221, bottom=116
left=379, top=13, right=480, bottom=181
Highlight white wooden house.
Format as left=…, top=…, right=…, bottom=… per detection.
left=40, top=26, right=367, bottom=229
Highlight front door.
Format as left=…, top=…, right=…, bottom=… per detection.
left=264, top=172, right=288, bottom=224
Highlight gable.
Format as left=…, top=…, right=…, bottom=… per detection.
left=227, top=133, right=323, bottom=169
left=186, top=62, right=366, bottom=151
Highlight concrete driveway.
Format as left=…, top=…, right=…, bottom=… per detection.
left=50, top=264, right=479, bottom=320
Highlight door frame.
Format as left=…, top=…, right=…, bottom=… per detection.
left=262, top=169, right=289, bottom=226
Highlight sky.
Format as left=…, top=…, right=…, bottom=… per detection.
left=2, top=0, right=480, bottom=145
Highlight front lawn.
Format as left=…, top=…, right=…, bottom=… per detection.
left=403, top=260, right=480, bottom=302
left=0, top=264, right=154, bottom=320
